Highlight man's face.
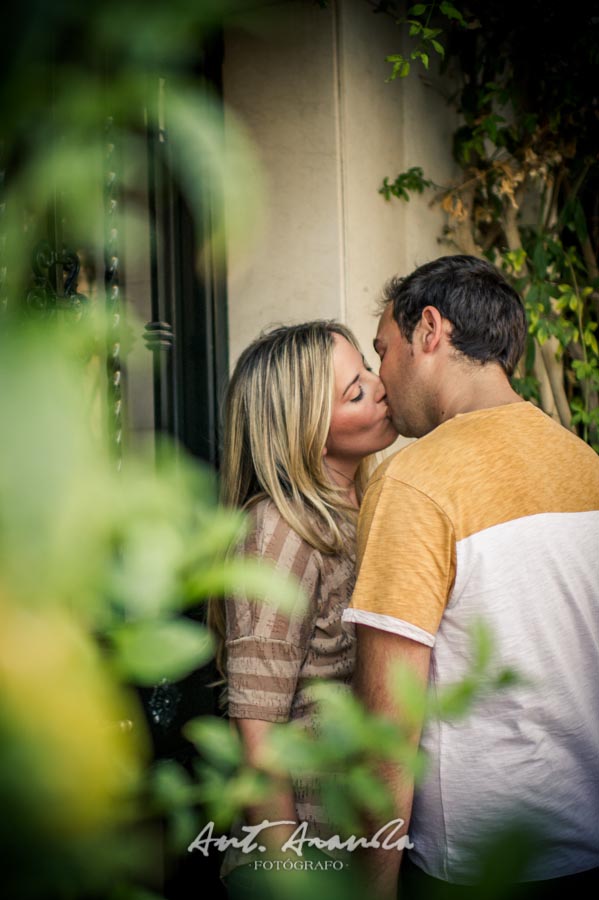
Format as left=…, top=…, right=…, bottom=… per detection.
left=373, top=305, right=435, bottom=438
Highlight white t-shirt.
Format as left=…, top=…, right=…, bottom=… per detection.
left=344, top=402, right=599, bottom=883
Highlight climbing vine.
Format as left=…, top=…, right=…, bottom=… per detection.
left=379, top=0, right=599, bottom=449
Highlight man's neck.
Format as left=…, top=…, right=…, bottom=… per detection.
left=436, top=365, right=524, bottom=425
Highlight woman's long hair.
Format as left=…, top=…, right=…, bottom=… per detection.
left=208, top=320, right=371, bottom=678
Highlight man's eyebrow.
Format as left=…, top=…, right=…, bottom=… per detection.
left=342, top=373, right=360, bottom=397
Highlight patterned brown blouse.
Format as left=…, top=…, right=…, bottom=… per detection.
left=223, top=497, right=356, bottom=868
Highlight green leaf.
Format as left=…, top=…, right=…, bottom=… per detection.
left=586, top=332, right=599, bottom=355
left=185, top=507, right=247, bottom=564
left=393, top=741, right=428, bottom=781
left=109, top=521, right=184, bottom=618
left=532, top=242, right=548, bottom=277
left=110, top=618, right=214, bottom=684
left=184, top=717, right=244, bottom=770
left=431, top=39, right=445, bottom=57
left=379, top=176, right=392, bottom=201
left=434, top=677, right=478, bottom=719
left=572, top=359, right=595, bottom=380
left=150, top=759, right=196, bottom=809
left=409, top=3, right=427, bottom=14
left=321, top=779, right=362, bottom=834
left=385, top=54, right=410, bottom=82
left=168, top=806, right=201, bottom=854
left=194, top=764, right=269, bottom=829
left=185, top=556, right=305, bottom=614
left=470, top=619, right=494, bottom=673
left=390, top=661, right=428, bottom=729
left=439, top=1, right=466, bottom=25
left=505, top=248, right=527, bottom=274
left=261, top=721, right=325, bottom=774
left=494, top=668, right=521, bottom=688
left=379, top=166, right=433, bottom=203
left=346, top=766, right=394, bottom=819
left=110, top=888, right=168, bottom=900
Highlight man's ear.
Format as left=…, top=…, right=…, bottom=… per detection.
left=418, top=306, right=445, bottom=354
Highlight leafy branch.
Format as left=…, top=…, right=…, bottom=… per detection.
left=385, top=1, right=469, bottom=81
left=378, top=0, right=599, bottom=450
left=379, top=166, right=434, bottom=201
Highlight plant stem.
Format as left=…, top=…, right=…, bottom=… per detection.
left=569, top=260, right=590, bottom=443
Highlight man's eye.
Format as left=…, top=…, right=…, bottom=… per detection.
left=351, top=387, right=365, bottom=403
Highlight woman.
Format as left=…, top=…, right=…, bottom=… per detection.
left=209, top=321, right=397, bottom=892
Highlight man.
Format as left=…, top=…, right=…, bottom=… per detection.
left=342, top=255, right=599, bottom=898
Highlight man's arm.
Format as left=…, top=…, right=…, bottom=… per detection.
left=354, top=624, right=432, bottom=900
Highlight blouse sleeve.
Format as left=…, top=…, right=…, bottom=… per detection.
left=225, top=501, right=322, bottom=723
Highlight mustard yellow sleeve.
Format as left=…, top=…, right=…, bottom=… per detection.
left=345, top=474, right=455, bottom=646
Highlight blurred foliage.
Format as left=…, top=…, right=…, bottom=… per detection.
left=0, top=3, right=274, bottom=896
left=0, top=315, right=305, bottom=899
left=186, top=620, right=523, bottom=866
left=379, top=0, right=599, bottom=450
left=0, top=0, right=265, bottom=310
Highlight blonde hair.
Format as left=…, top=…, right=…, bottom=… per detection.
left=208, top=320, right=371, bottom=677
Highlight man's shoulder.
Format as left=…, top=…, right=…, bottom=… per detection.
left=369, top=451, right=402, bottom=484
left=365, top=402, right=599, bottom=535
left=364, top=401, right=593, bottom=505
left=373, top=401, right=599, bottom=487
left=368, top=429, right=452, bottom=492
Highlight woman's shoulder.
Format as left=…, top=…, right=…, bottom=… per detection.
left=245, top=495, right=291, bottom=539
left=245, top=495, right=282, bottom=528
left=243, top=497, right=321, bottom=565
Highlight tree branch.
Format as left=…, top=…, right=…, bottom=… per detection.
left=503, top=203, right=571, bottom=425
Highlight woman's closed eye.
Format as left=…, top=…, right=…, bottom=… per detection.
left=350, top=385, right=365, bottom=403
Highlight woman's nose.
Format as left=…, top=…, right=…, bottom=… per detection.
left=373, top=375, right=387, bottom=403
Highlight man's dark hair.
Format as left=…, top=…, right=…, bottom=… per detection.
left=382, top=255, right=527, bottom=376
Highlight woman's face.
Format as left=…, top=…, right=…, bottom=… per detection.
left=325, top=333, right=398, bottom=467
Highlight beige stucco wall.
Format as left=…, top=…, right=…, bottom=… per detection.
left=223, top=0, right=459, bottom=375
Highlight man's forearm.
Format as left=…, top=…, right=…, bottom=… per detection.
left=360, top=759, right=415, bottom=899
left=353, top=625, right=431, bottom=899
